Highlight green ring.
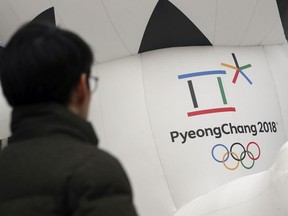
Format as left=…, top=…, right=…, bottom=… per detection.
left=240, top=150, right=255, bottom=169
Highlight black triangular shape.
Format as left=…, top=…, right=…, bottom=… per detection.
left=276, top=0, right=288, bottom=41
left=0, top=46, right=3, bottom=54
left=139, top=0, right=212, bottom=53
left=0, top=46, right=4, bottom=59
left=31, top=7, right=56, bottom=26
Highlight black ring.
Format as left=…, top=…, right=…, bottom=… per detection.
left=230, top=142, right=246, bottom=161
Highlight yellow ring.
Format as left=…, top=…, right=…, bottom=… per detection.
left=223, top=152, right=240, bottom=170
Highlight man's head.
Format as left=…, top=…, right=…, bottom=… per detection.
left=0, top=23, right=94, bottom=118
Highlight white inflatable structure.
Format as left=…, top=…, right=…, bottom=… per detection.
left=90, top=46, right=288, bottom=215
left=0, top=1, right=288, bottom=216
left=174, top=140, right=288, bottom=216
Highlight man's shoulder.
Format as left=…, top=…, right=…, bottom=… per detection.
left=1, top=136, right=121, bottom=174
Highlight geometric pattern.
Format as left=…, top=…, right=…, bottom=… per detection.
left=139, top=0, right=211, bottom=53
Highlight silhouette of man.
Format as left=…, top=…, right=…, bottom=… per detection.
left=0, top=23, right=138, bottom=216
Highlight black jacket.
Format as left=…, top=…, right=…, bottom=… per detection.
left=0, top=103, right=138, bottom=216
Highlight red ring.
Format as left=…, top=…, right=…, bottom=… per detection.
left=246, top=142, right=261, bottom=160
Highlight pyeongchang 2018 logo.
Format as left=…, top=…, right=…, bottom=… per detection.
left=177, top=53, right=252, bottom=117
left=176, top=53, right=260, bottom=171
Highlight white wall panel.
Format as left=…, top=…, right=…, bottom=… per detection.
left=214, top=0, right=258, bottom=45
left=241, top=0, right=286, bottom=45
left=8, top=0, right=52, bottom=21
left=264, top=44, right=288, bottom=137
left=51, top=0, right=130, bottom=63
left=102, top=0, right=157, bottom=54
left=0, top=0, right=21, bottom=44
left=89, top=55, right=176, bottom=216
left=261, top=20, right=286, bottom=45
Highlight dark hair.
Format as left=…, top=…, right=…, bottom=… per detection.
left=0, top=22, right=93, bottom=107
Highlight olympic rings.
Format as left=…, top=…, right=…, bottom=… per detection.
left=211, top=141, right=260, bottom=170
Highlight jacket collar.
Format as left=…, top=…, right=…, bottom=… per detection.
left=10, top=103, right=98, bottom=145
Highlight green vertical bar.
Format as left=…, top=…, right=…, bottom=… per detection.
left=217, top=77, right=227, bottom=104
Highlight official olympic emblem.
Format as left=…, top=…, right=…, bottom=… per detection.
left=211, top=142, right=260, bottom=170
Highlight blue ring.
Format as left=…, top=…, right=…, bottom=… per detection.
left=212, top=144, right=229, bottom=163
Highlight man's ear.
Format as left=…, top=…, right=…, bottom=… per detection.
left=68, top=73, right=91, bottom=119
left=70, top=73, right=89, bottom=106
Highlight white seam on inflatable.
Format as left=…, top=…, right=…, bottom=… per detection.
left=100, top=0, right=132, bottom=55
left=212, top=0, right=218, bottom=44
left=239, top=0, right=258, bottom=46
